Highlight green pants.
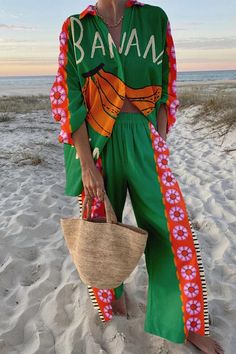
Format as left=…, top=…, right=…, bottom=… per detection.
left=79, top=111, right=210, bottom=343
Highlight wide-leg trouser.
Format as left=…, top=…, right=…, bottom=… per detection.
left=78, top=111, right=210, bottom=344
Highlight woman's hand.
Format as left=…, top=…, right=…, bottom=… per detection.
left=71, top=122, right=105, bottom=201
left=157, top=129, right=167, bottom=142
left=157, top=103, right=168, bottom=142
left=81, top=161, right=105, bottom=201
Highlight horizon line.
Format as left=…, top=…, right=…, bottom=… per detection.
left=0, top=68, right=236, bottom=78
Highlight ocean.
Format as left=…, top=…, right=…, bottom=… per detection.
left=178, top=70, right=236, bottom=82
left=0, top=70, right=235, bottom=96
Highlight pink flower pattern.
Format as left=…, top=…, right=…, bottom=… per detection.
left=186, top=317, right=201, bottom=332
left=177, top=246, right=193, bottom=262
left=169, top=206, right=185, bottom=222
left=157, top=154, right=169, bottom=169
left=91, top=197, right=103, bottom=218
left=50, top=85, right=66, bottom=105
left=184, top=282, right=199, bottom=298
left=171, top=45, right=176, bottom=59
left=104, top=304, right=113, bottom=320
left=153, top=136, right=168, bottom=153
left=186, top=300, right=201, bottom=315
left=165, top=188, right=181, bottom=204
left=149, top=122, right=206, bottom=338
left=167, top=21, right=172, bottom=36
left=172, top=80, right=177, bottom=94
left=52, top=108, right=66, bottom=123
left=59, top=130, right=69, bottom=144
left=181, top=265, right=197, bottom=280
left=56, top=71, right=64, bottom=83
left=161, top=171, right=177, bottom=187
left=172, top=225, right=189, bottom=241
left=98, top=289, right=113, bottom=303
left=170, top=99, right=180, bottom=116
left=58, top=52, right=65, bottom=66
left=150, top=125, right=158, bottom=135
left=146, top=22, right=206, bottom=337
left=59, top=31, right=67, bottom=46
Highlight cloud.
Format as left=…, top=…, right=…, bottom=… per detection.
left=186, top=22, right=203, bottom=26
left=1, top=58, right=55, bottom=63
left=175, top=36, right=236, bottom=50
left=0, top=23, right=37, bottom=31
left=0, top=38, right=33, bottom=43
left=0, top=8, right=23, bottom=19
left=174, top=27, right=188, bottom=31
left=173, top=22, right=203, bottom=31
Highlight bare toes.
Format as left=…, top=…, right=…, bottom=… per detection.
left=215, top=342, right=223, bottom=349
left=215, top=344, right=224, bottom=354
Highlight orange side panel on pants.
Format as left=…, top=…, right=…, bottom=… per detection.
left=148, top=121, right=210, bottom=338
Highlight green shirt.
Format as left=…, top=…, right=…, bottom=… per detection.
left=50, top=0, right=179, bottom=196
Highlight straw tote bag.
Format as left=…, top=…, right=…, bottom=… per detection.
left=60, top=193, right=148, bottom=289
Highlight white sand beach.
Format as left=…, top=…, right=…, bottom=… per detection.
left=0, top=82, right=236, bottom=353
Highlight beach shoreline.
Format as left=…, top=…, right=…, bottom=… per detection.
left=0, top=78, right=235, bottom=97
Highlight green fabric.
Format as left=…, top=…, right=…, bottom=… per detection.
left=66, top=22, right=89, bottom=135
left=64, top=110, right=159, bottom=196
left=114, top=282, right=124, bottom=300
left=99, top=111, right=185, bottom=343
left=159, top=18, right=170, bottom=106
left=50, top=1, right=178, bottom=197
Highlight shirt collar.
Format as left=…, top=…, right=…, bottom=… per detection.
left=79, top=0, right=144, bottom=20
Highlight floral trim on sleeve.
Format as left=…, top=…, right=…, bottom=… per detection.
left=160, top=20, right=180, bottom=135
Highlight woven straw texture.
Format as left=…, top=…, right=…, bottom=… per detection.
left=60, top=194, right=148, bottom=289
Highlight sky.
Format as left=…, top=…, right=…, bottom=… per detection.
left=0, top=0, right=236, bottom=76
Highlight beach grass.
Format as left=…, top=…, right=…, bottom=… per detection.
left=0, top=112, right=15, bottom=122
left=0, top=95, right=50, bottom=114
left=0, top=88, right=235, bottom=138
left=15, top=151, right=43, bottom=166
left=178, top=87, right=236, bottom=135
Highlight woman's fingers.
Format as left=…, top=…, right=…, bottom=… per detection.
left=85, top=185, right=104, bottom=201
left=82, top=165, right=105, bottom=201
left=92, top=186, right=98, bottom=199
left=85, top=184, right=99, bottom=199
left=84, top=186, right=93, bottom=199
left=97, top=187, right=105, bottom=201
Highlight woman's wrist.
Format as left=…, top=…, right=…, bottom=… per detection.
left=157, top=104, right=168, bottom=139
left=80, top=156, right=95, bottom=170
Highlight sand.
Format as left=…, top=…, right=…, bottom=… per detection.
left=0, top=83, right=236, bottom=353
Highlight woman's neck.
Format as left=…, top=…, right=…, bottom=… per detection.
left=96, top=0, right=127, bottom=22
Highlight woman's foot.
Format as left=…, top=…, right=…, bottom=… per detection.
left=111, top=292, right=127, bottom=316
left=187, top=331, right=224, bottom=354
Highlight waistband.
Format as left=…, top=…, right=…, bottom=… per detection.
left=115, top=111, right=147, bottom=123
left=115, top=110, right=158, bottom=130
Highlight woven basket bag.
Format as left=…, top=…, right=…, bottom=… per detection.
left=60, top=193, right=148, bottom=289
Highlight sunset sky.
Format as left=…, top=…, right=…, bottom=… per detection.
left=0, top=0, right=235, bottom=76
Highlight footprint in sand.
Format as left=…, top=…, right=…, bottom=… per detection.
left=14, top=246, right=39, bottom=262
left=20, top=264, right=41, bottom=286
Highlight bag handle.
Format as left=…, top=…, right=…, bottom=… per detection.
left=81, top=193, right=117, bottom=224
left=103, top=193, right=117, bottom=223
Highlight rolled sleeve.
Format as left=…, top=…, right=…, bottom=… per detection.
left=159, top=17, right=180, bottom=135
left=50, top=16, right=88, bottom=144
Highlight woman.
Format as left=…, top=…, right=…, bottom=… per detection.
left=50, top=0, right=224, bottom=352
